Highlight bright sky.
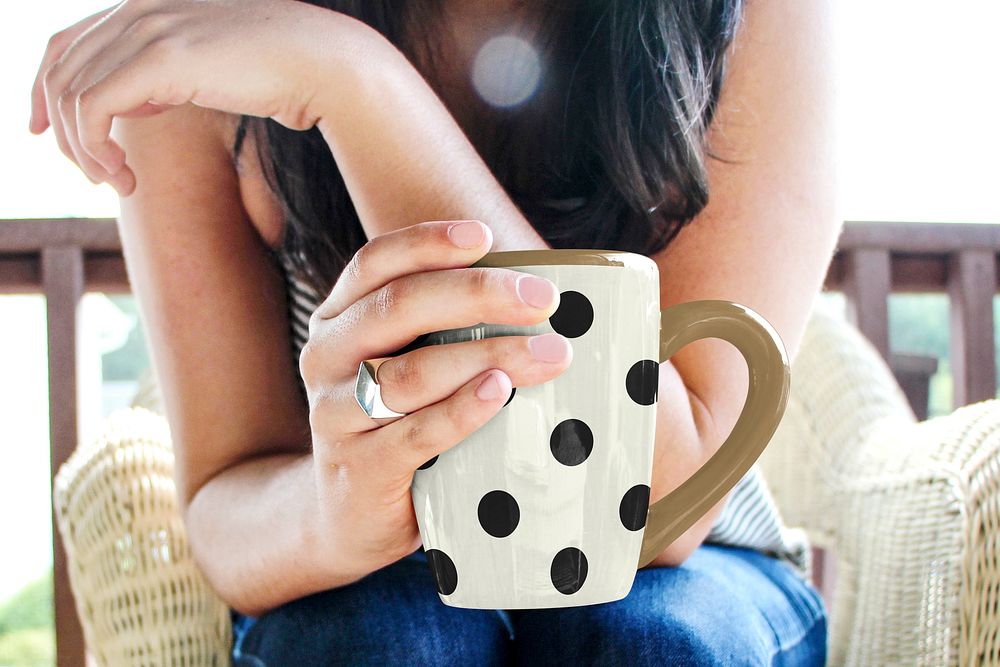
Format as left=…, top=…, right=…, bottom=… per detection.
left=836, top=1, right=1000, bottom=223
left=1, top=0, right=999, bottom=601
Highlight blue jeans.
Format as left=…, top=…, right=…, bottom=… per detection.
left=231, top=544, right=826, bottom=666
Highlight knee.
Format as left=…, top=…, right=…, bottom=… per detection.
left=625, top=600, right=755, bottom=665
left=514, top=571, right=769, bottom=666
left=238, top=565, right=511, bottom=666
left=582, top=599, right=753, bottom=666
left=623, top=569, right=771, bottom=665
left=237, top=587, right=393, bottom=663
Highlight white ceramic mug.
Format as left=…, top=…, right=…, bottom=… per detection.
left=404, top=249, right=789, bottom=609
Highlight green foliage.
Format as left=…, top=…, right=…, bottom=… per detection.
left=886, top=293, right=1000, bottom=416
left=888, top=294, right=953, bottom=416
left=0, top=574, right=52, bottom=634
left=0, top=628, right=54, bottom=667
left=101, top=294, right=150, bottom=382
left=889, top=294, right=950, bottom=361
left=928, top=361, right=954, bottom=418
left=0, top=572, right=54, bottom=667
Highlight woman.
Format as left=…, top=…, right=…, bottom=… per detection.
left=30, top=0, right=837, bottom=663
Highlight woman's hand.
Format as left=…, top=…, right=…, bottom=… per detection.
left=300, top=219, right=573, bottom=576
left=28, top=0, right=367, bottom=196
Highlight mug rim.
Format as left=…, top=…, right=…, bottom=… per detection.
left=471, top=248, right=657, bottom=270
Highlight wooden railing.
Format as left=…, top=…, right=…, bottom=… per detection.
left=1, top=219, right=124, bottom=667
left=1, top=217, right=998, bottom=666
left=828, top=222, right=1000, bottom=409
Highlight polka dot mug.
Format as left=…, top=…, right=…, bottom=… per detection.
left=406, top=249, right=790, bottom=609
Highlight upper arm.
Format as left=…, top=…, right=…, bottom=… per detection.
left=111, top=103, right=311, bottom=508
left=653, top=0, right=841, bottom=440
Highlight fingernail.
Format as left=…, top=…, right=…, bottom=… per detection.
left=528, top=333, right=570, bottom=363
left=475, top=371, right=504, bottom=401
left=515, top=275, right=557, bottom=309
left=448, top=220, right=486, bottom=248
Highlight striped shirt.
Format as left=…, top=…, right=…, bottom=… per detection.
left=273, top=246, right=810, bottom=574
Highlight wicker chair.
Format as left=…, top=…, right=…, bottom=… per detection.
left=53, top=301, right=1000, bottom=666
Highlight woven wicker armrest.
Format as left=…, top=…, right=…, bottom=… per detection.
left=53, top=406, right=232, bottom=666
left=759, top=302, right=1000, bottom=665
left=822, top=399, right=1000, bottom=666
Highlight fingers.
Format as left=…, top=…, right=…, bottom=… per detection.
left=378, top=333, right=572, bottom=413
left=57, top=23, right=152, bottom=190
left=38, top=4, right=184, bottom=195
left=30, top=5, right=118, bottom=134
left=302, top=264, right=561, bottom=387
left=59, top=10, right=158, bottom=177
left=38, top=2, right=141, bottom=189
left=66, top=18, right=171, bottom=190
left=314, top=220, right=495, bottom=323
left=363, top=368, right=515, bottom=478
left=324, top=333, right=574, bottom=434
left=63, top=41, right=181, bottom=196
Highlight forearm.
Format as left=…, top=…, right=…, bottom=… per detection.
left=184, top=451, right=365, bottom=616
left=308, top=15, right=726, bottom=564
left=180, top=18, right=544, bottom=614
left=308, top=13, right=546, bottom=250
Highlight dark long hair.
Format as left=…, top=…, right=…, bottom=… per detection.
left=234, top=0, right=744, bottom=296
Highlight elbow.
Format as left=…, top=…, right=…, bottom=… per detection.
left=638, top=492, right=727, bottom=570
left=640, top=532, right=704, bottom=569
left=183, top=504, right=263, bottom=617
left=180, top=478, right=249, bottom=615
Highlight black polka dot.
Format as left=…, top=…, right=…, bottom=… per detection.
left=550, top=547, right=588, bottom=595
left=504, top=387, right=516, bottom=407
left=417, top=456, right=438, bottom=470
left=425, top=548, right=458, bottom=595
left=626, top=359, right=659, bottom=405
left=619, top=484, right=651, bottom=531
left=549, top=419, right=594, bottom=466
left=549, top=290, right=594, bottom=338
left=478, top=490, right=520, bottom=538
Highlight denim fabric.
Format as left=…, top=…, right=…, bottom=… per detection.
left=231, top=544, right=826, bottom=666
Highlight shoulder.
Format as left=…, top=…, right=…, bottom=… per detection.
left=651, top=0, right=839, bottom=354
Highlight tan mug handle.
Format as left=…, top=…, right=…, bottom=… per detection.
left=637, top=300, right=791, bottom=568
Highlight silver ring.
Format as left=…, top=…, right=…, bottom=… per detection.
left=355, top=358, right=407, bottom=423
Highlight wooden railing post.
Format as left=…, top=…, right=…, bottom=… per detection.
left=842, top=248, right=892, bottom=359
left=948, top=249, right=998, bottom=407
left=41, top=244, right=86, bottom=667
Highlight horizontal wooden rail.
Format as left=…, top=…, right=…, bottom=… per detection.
left=0, top=218, right=126, bottom=295
left=1, top=217, right=998, bottom=666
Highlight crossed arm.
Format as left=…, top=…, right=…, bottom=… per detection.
left=95, top=0, right=838, bottom=614
left=301, top=0, right=841, bottom=566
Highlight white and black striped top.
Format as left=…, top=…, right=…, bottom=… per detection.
left=274, top=246, right=810, bottom=574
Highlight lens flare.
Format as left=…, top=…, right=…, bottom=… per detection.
left=471, top=33, right=542, bottom=108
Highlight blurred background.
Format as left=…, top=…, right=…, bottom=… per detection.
left=1, top=1, right=999, bottom=664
